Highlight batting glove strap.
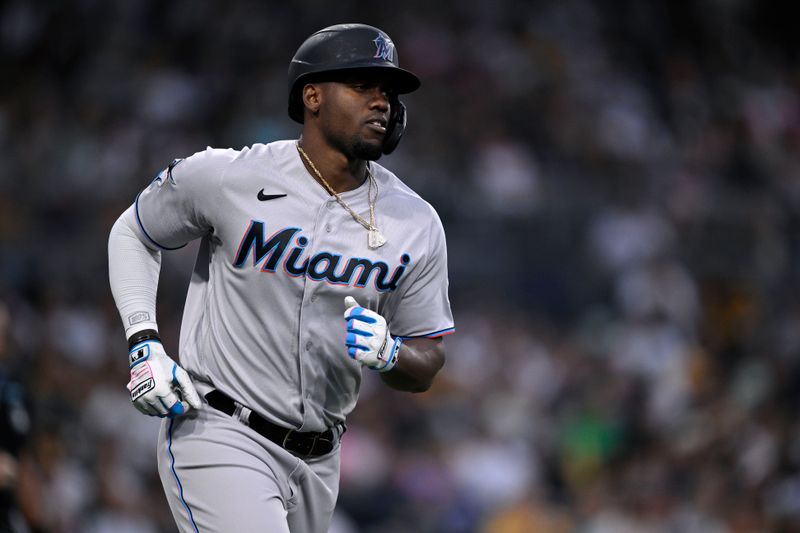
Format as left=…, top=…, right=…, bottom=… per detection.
left=378, top=336, right=402, bottom=373
left=127, top=329, right=161, bottom=351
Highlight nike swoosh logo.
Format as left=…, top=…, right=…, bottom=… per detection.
left=257, top=190, right=287, bottom=201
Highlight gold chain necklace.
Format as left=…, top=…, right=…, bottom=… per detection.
left=296, top=142, right=386, bottom=249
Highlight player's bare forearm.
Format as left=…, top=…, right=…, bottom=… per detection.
left=380, top=337, right=445, bottom=392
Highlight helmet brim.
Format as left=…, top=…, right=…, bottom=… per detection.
left=316, top=65, right=421, bottom=94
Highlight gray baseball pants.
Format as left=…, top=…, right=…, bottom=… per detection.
left=157, top=403, right=341, bottom=533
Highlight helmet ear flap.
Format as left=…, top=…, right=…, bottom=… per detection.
left=382, top=98, right=407, bottom=155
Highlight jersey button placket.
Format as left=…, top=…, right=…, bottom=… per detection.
left=298, top=199, right=335, bottom=429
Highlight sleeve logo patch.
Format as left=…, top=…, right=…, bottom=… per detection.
left=128, top=311, right=151, bottom=325
left=149, top=158, right=184, bottom=189
left=131, top=378, right=155, bottom=401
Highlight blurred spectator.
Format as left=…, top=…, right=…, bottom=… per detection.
left=0, top=301, right=30, bottom=533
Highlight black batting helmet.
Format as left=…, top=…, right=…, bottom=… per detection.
left=287, top=23, right=421, bottom=154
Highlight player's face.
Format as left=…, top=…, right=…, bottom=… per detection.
left=317, top=73, right=395, bottom=160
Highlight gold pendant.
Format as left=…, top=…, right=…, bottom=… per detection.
left=368, top=228, right=386, bottom=249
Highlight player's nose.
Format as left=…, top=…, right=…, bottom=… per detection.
left=367, top=87, right=390, bottom=111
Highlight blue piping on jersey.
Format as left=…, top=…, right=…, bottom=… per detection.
left=399, top=327, right=455, bottom=339
left=134, top=192, right=186, bottom=251
left=168, top=419, right=200, bottom=533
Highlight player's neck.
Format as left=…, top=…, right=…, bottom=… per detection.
left=296, top=136, right=367, bottom=194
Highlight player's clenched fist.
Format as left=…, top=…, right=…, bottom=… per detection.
left=127, top=341, right=201, bottom=417
left=343, top=296, right=401, bottom=372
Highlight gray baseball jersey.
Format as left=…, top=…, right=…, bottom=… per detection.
left=134, top=139, right=454, bottom=433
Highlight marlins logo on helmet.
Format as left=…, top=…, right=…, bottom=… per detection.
left=373, top=34, right=394, bottom=61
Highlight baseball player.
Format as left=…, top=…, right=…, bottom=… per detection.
left=108, top=23, right=454, bottom=533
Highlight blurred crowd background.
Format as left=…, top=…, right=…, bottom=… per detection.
left=2, top=0, right=800, bottom=531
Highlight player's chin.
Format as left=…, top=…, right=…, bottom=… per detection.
left=351, top=137, right=384, bottom=161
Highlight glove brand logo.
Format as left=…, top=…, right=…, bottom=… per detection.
left=129, top=344, right=150, bottom=366
left=131, top=348, right=147, bottom=364
left=373, top=34, right=394, bottom=62
left=131, top=378, right=155, bottom=401
left=257, top=190, right=288, bottom=201
left=233, top=219, right=411, bottom=292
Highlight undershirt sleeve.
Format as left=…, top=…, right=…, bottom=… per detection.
left=108, top=205, right=162, bottom=338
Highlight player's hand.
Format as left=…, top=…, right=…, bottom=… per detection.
left=343, top=296, right=401, bottom=372
left=127, top=340, right=202, bottom=417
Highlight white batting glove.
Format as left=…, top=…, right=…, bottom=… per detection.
left=127, top=341, right=202, bottom=417
left=343, top=296, right=401, bottom=372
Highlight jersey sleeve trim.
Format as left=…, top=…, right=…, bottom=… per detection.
left=398, top=327, right=455, bottom=340
left=134, top=192, right=186, bottom=251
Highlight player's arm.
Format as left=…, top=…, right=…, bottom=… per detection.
left=109, top=149, right=232, bottom=416
left=108, top=205, right=161, bottom=338
left=343, top=205, right=454, bottom=392
left=378, top=337, right=445, bottom=392
left=108, top=207, right=201, bottom=417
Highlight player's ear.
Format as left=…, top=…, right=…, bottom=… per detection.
left=302, top=83, right=321, bottom=118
